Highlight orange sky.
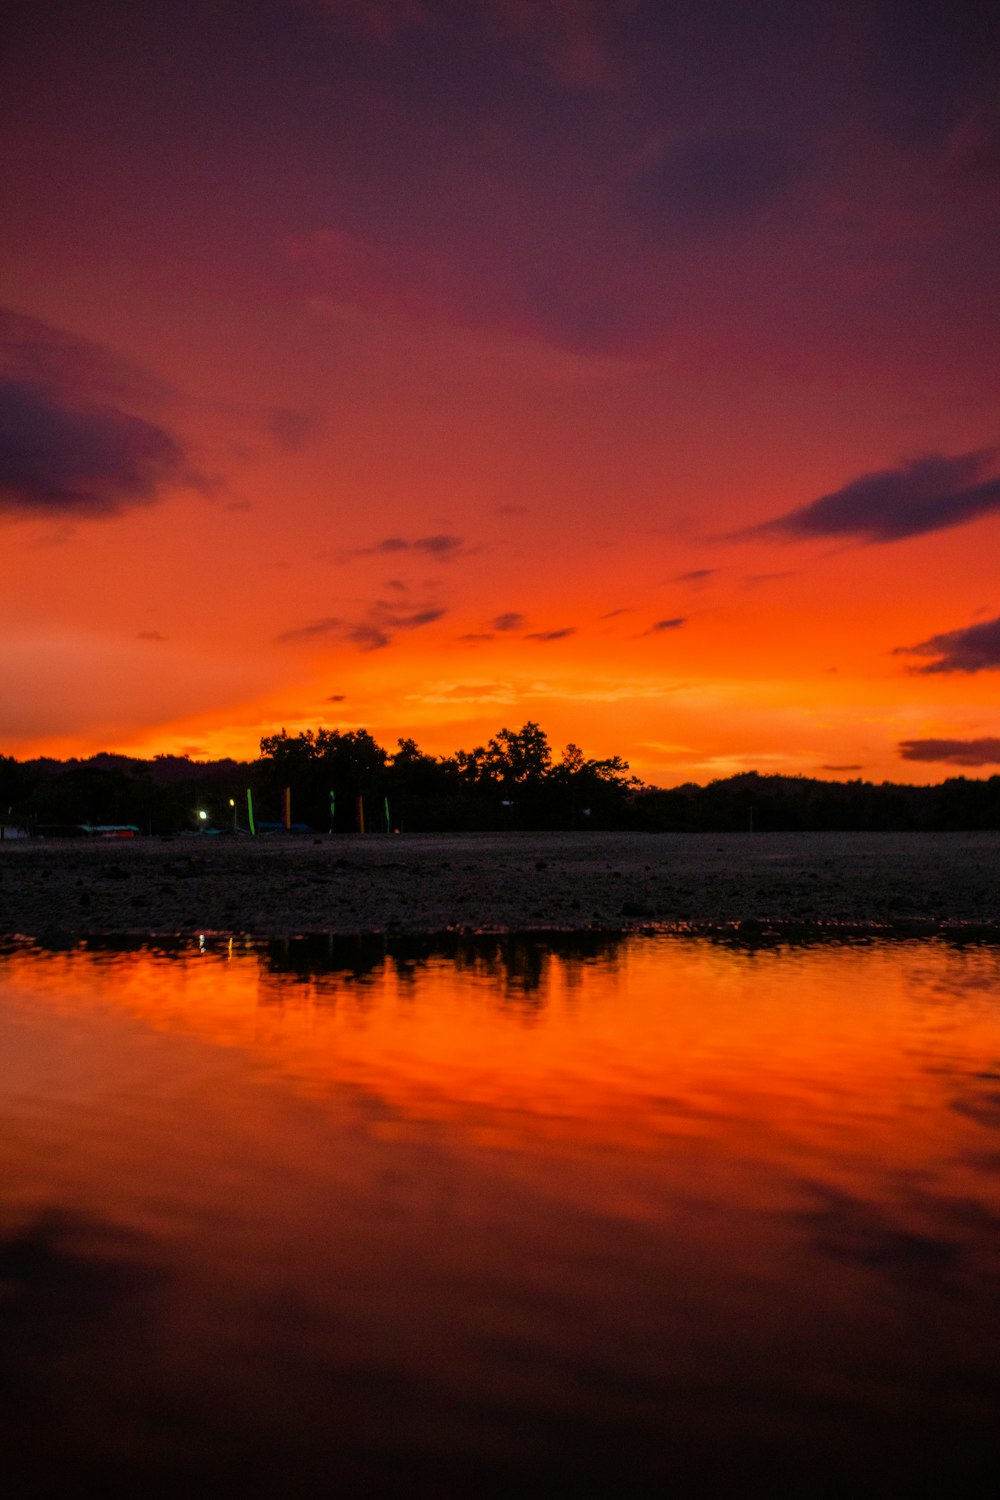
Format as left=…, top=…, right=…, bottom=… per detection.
left=2, top=1, right=999, bottom=785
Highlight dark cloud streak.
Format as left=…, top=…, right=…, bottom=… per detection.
left=899, top=738, right=1000, bottom=766
left=0, top=308, right=190, bottom=520
left=741, top=449, right=1000, bottom=546
left=278, top=601, right=445, bottom=651
left=895, top=615, right=1000, bottom=674
left=340, top=533, right=466, bottom=561
left=525, top=626, right=575, bottom=642
left=0, top=377, right=187, bottom=519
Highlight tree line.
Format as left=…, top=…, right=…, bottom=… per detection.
left=0, top=723, right=635, bottom=835
left=2, top=725, right=999, bottom=834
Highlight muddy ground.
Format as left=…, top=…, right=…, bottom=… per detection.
left=2, top=829, right=999, bottom=939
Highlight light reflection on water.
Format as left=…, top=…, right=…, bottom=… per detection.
left=0, top=934, right=998, bottom=1496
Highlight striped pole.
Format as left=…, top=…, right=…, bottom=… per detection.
left=283, top=786, right=291, bottom=831
left=246, top=789, right=256, bottom=836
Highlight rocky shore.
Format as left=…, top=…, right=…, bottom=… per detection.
left=2, top=829, right=999, bottom=940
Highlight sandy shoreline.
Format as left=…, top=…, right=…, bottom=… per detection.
left=2, top=829, right=999, bottom=940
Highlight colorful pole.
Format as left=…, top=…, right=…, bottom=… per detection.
left=357, top=794, right=365, bottom=834
left=384, top=795, right=390, bottom=833
left=283, top=786, right=291, bottom=831
left=329, top=790, right=335, bottom=833
left=246, top=788, right=256, bottom=836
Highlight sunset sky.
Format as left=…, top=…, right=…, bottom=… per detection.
left=2, top=0, right=999, bottom=785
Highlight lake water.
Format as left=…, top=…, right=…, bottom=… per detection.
left=1, top=933, right=998, bottom=1496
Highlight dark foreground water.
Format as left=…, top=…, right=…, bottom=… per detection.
left=1, top=933, right=998, bottom=1497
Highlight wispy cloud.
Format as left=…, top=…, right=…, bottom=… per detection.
left=266, top=407, right=318, bottom=451
left=647, top=616, right=686, bottom=633
left=675, top=568, right=717, bottom=584
left=895, top=614, right=1000, bottom=673
left=525, top=626, right=576, bottom=642
left=278, top=600, right=445, bottom=651
left=406, top=680, right=517, bottom=707
left=340, top=533, right=466, bottom=562
left=454, top=611, right=525, bottom=643
left=740, top=571, right=797, bottom=589
left=898, top=737, right=1000, bottom=766
left=740, top=449, right=1000, bottom=545
left=0, top=305, right=169, bottom=406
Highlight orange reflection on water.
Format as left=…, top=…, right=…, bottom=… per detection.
left=3, top=935, right=998, bottom=1224
left=1, top=934, right=999, bottom=1493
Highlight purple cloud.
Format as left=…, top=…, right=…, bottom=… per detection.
left=0, top=306, right=169, bottom=406
left=899, top=738, right=1000, bottom=767
left=743, top=449, right=1000, bottom=545
left=491, top=611, right=525, bottom=631
left=634, top=130, right=805, bottom=236
left=0, top=376, right=187, bottom=519
left=896, top=615, right=1000, bottom=673
left=648, top=617, right=686, bottom=633
left=0, top=307, right=195, bottom=519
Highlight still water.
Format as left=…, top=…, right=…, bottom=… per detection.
left=1, top=933, right=998, bottom=1496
